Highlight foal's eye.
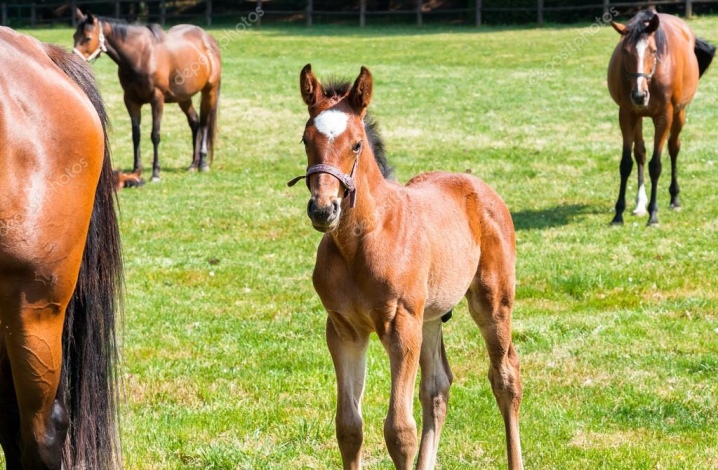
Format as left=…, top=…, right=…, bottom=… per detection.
left=352, top=141, right=363, bottom=153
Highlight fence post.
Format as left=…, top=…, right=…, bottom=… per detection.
left=686, top=0, right=693, bottom=18
left=206, top=0, right=212, bottom=26
left=360, top=0, right=365, bottom=27
left=306, top=0, right=312, bottom=27
left=603, top=0, right=609, bottom=15
left=476, top=0, right=482, bottom=27
left=256, top=0, right=262, bottom=29
left=160, top=0, right=166, bottom=26
left=31, top=2, right=36, bottom=27
left=537, top=0, right=543, bottom=27
left=1, top=3, right=6, bottom=26
left=416, top=0, right=422, bottom=27
left=115, top=0, right=120, bottom=18
left=71, top=0, right=77, bottom=26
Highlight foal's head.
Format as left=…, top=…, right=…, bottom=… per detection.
left=72, top=9, right=105, bottom=62
left=296, top=64, right=373, bottom=232
left=612, top=10, right=666, bottom=108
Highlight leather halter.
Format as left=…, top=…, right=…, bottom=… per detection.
left=287, top=154, right=360, bottom=208
left=626, top=55, right=658, bottom=81
left=73, top=21, right=107, bottom=63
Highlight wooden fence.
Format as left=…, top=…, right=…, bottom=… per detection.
left=2, top=0, right=717, bottom=28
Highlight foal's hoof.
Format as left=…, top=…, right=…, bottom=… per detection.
left=669, top=203, right=682, bottom=211
left=610, top=217, right=624, bottom=226
left=631, top=208, right=647, bottom=216
left=199, top=165, right=210, bottom=173
left=187, top=165, right=198, bottom=173
left=151, top=176, right=160, bottom=183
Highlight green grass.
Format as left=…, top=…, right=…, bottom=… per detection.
left=13, top=18, right=718, bottom=469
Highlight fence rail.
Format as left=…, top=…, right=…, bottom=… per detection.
left=1, top=0, right=717, bottom=28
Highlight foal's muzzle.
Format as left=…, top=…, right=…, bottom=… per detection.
left=307, top=198, right=341, bottom=232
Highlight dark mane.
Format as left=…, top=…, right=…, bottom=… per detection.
left=82, top=15, right=164, bottom=42
left=321, top=78, right=394, bottom=180
left=624, top=9, right=667, bottom=56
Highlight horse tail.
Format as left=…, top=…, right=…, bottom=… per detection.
left=207, top=78, right=220, bottom=163
left=695, top=37, right=716, bottom=78
left=45, top=44, right=123, bottom=470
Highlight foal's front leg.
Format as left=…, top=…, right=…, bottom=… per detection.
left=327, top=315, right=369, bottom=470
left=379, top=307, right=423, bottom=470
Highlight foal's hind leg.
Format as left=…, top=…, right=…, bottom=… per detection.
left=0, top=282, right=70, bottom=469
left=667, top=109, right=685, bottom=210
left=467, top=264, right=523, bottom=469
left=632, top=119, right=648, bottom=216
left=326, top=315, right=370, bottom=470
left=179, top=99, right=201, bottom=171
left=416, top=320, right=453, bottom=470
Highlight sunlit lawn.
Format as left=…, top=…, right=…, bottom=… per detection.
left=13, top=15, right=718, bottom=468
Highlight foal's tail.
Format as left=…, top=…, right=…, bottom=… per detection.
left=45, top=44, right=123, bottom=470
left=695, top=37, right=716, bottom=78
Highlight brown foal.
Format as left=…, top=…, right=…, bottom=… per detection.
left=290, top=64, right=523, bottom=469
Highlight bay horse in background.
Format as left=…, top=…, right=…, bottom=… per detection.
left=73, top=9, right=222, bottom=182
left=608, top=9, right=715, bottom=226
left=289, top=64, right=523, bottom=469
left=0, top=28, right=122, bottom=469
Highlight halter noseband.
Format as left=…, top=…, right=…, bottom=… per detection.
left=287, top=154, right=360, bottom=208
left=73, top=21, right=107, bottom=63
left=626, top=54, right=658, bottom=81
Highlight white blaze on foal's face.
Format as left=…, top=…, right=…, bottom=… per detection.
left=313, top=109, right=349, bottom=141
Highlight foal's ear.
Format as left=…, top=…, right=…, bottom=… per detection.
left=300, top=64, right=324, bottom=109
left=611, top=21, right=627, bottom=35
left=348, top=66, right=373, bottom=113
left=74, top=7, right=86, bottom=22
left=645, top=14, right=660, bottom=33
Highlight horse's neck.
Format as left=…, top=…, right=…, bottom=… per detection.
left=103, top=24, right=152, bottom=70
left=331, top=152, right=397, bottom=260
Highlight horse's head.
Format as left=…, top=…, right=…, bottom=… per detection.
left=72, top=9, right=106, bottom=62
left=612, top=11, right=662, bottom=108
left=290, top=64, right=373, bottom=232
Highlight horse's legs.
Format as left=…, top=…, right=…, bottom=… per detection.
left=379, top=308, right=422, bottom=470
left=647, top=109, right=674, bottom=226
left=197, top=86, right=219, bottom=172
left=179, top=99, right=201, bottom=171
left=124, top=96, right=143, bottom=173
left=613, top=108, right=640, bottom=225
left=149, top=91, right=165, bottom=182
left=632, top=119, right=648, bottom=216
left=668, top=109, right=685, bottom=210
left=467, top=257, right=523, bottom=470
left=0, top=336, right=23, bottom=469
left=0, top=283, right=70, bottom=469
left=416, top=320, right=453, bottom=470
left=326, top=315, right=369, bottom=470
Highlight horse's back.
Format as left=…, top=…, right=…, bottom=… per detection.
left=162, top=24, right=221, bottom=95
left=0, top=28, right=103, bottom=273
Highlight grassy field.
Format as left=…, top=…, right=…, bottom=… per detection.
left=14, top=16, right=718, bottom=469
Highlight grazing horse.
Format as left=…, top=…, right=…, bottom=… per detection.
left=288, top=64, right=523, bottom=469
left=608, top=9, right=714, bottom=226
left=0, top=28, right=122, bottom=469
left=72, top=9, right=222, bottom=181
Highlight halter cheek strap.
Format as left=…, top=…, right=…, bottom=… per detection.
left=73, top=22, right=107, bottom=63
left=626, top=55, right=659, bottom=81
left=287, top=155, right=360, bottom=208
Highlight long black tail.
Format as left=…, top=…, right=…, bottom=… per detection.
left=695, top=37, right=716, bottom=78
left=45, top=44, right=123, bottom=470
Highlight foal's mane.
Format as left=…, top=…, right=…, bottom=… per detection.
left=624, top=10, right=668, bottom=56
left=321, top=78, right=394, bottom=180
left=82, top=15, right=165, bottom=42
